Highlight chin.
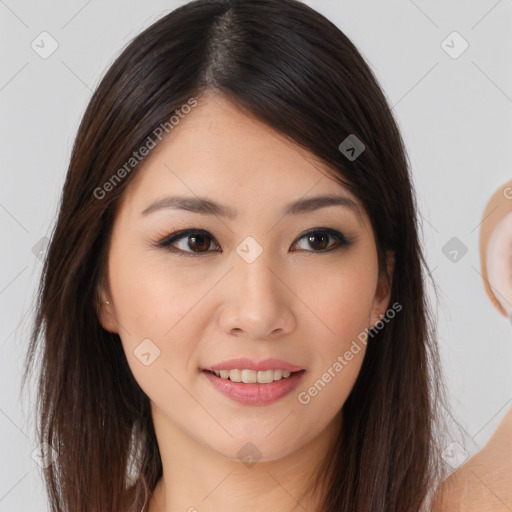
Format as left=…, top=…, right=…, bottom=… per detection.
left=204, top=431, right=309, bottom=465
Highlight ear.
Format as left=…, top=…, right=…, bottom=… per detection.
left=370, top=250, right=395, bottom=327
left=96, top=281, right=119, bottom=333
left=486, top=211, right=512, bottom=319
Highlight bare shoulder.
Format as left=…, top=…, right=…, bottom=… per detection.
left=433, top=409, right=512, bottom=511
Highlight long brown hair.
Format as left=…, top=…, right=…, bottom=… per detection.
left=23, top=0, right=446, bottom=510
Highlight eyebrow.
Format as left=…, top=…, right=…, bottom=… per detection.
left=140, top=194, right=362, bottom=221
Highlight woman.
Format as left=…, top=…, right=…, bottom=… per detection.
left=22, top=1, right=445, bottom=510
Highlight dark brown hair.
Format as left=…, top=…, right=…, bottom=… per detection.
left=23, top=0, right=445, bottom=510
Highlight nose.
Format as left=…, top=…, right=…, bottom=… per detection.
left=217, top=245, right=297, bottom=341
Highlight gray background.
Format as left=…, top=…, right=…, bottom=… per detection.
left=1, top=0, right=511, bottom=510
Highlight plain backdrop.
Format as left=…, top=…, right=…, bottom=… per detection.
left=1, top=0, right=511, bottom=510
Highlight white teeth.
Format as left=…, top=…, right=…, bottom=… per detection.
left=211, top=369, right=295, bottom=383
left=254, top=370, right=273, bottom=384
left=241, top=369, right=258, bottom=383
left=273, top=369, right=283, bottom=380
left=229, top=369, right=242, bottom=382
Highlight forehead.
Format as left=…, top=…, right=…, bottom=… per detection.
left=118, top=93, right=362, bottom=219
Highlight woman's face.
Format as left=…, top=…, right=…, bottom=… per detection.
left=98, top=93, right=393, bottom=463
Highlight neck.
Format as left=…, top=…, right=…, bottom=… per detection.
left=146, top=405, right=341, bottom=512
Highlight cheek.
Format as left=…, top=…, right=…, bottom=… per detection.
left=296, top=348, right=365, bottom=435
left=294, top=250, right=378, bottom=343
left=107, top=246, right=211, bottom=392
left=295, top=286, right=369, bottom=430
left=109, top=236, right=209, bottom=332
left=291, top=253, right=377, bottom=419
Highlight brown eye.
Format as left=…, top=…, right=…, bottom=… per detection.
left=306, top=231, right=329, bottom=250
left=292, top=228, right=351, bottom=252
left=187, top=233, right=211, bottom=252
left=157, top=229, right=221, bottom=255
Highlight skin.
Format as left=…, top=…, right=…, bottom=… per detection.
left=97, top=92, right=393, bottom=512
left=435, top=180, right=512, bottom=511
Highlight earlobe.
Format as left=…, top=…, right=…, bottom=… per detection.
left=96, top=285, right=119, bottom=333
left=370, top=250, right=395, bottom=327
left=486, top=211, right=512, bottom=319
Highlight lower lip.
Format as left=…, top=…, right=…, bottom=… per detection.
left=202, top=369, right=306, bottom=405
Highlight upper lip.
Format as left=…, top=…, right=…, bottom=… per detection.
left=203, top=358, right=304, bottom=372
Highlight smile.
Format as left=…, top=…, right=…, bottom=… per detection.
left=210, top=368, right=293, bottom=383
left=202, top=369, right=306, bottom=405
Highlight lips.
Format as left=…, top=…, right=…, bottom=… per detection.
left=200, top=357, right=306, bottom=405
left=203, top=357, right=304, bottom=373
left=202, top=368, right=306, bottom=405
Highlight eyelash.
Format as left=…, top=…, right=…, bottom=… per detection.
left=152, top=227, right=353, bottom=257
